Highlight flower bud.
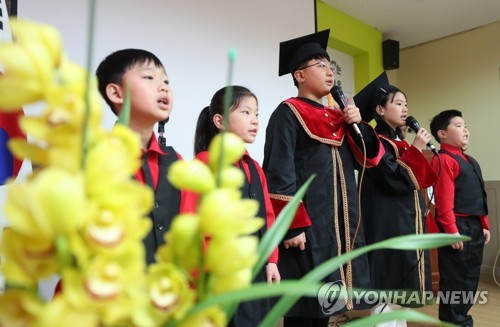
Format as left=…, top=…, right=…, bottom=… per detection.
left=168, top=159, right=215, bottom=194
left=208, top=133, right=245, bottom=170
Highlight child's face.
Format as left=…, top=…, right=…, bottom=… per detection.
left=440, top=116, right=469, bottom=148
left=120, top=61, right=173, bottom=125
left=295, top=58, right=334, bottom=98
left=377, top=91, right=408, bottom=130
left=227, top=96, right=259, bottom=144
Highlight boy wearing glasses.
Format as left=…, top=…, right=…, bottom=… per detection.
left=263, top=30, right=384, bottom=327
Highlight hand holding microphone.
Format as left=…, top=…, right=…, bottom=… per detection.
left=330, top=86, right=363, bottom=138
left=405, top=116, right=439, bottom=155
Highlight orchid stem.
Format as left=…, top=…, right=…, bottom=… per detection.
left=216, top=49, right=236, bottom=186
left=81, top=0, right=97, bottom=169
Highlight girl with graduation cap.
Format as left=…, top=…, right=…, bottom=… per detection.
left=354, top=74, right=437, bottom=326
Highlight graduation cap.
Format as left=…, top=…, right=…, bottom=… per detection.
left=353, top=71, right=390, bottom=122
left=278, top=29, right=330, bottom=76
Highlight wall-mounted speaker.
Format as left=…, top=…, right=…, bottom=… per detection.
left=383, top=39, right=399, bottom=70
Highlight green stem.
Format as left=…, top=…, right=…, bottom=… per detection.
left=81, top=0, right=97, bottom=169
left=216, top=49, right=236, bottom=186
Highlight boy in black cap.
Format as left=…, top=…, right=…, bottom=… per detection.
left=263, top=30, right=384, bottom=326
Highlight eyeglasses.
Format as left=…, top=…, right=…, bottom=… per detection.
left=298, top=61, right=335, bottom=72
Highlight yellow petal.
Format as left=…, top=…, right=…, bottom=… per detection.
left=168, top=159, right=216, bottom=194
left=177, top=306, right=227, bottom=327
left=206, top=236, right=258, bottom=275
left=0, top=74, right=44, bottom=109
left=0, top=44, right=40, bottom=79
left=208, top=133, right=245, bottom=170
left=219, top=166, right=245, bottom=189
left=211, top=269, right=252, bottom=294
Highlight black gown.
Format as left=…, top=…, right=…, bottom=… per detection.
left=360, top=135, right=437, bottom=306
left=263, top=97, right=384, bottom=318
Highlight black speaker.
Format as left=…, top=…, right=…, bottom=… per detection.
left=383, top=39, right=399, bottom=70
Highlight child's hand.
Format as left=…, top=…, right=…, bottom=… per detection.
left=450, top=232, right=464, bottom=250
left=342, top=104, right=362, bottom=125
left=266, top=263, right=281, bottom=284
left=412, top=127, right=432, bottom=151
left=284, top=232, right=306, bottom=250
left=484, top=229, right=491, bottom=244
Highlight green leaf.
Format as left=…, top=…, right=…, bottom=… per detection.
left=260, top=233, right=469, bottom=326
left=185, top=281, right=322, bottom=316
left=343, top=309, right=456, bottom=327
left=253, top=175, right=315, bottom=278
left=117, top=86, right=131, bottom=126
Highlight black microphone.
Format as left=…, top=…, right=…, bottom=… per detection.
left=158, top=119, right=168, bottom=146
left=405, top=116, right=439, bottom=155
left=330, top=85, right=362, bottom=138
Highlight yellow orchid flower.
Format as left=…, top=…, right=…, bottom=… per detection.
left=0, top=20, right=62, bottom=110
left=0, top=70, right=44, bottom=110
left=86, top=179, right=153, bottom=216
left=211, top=268, right=253, bottom=295
left=198, top=189, right=264, bottom=238
left=31, top=296, right=98, bottom=327
left=0, top=289, right=42, bottom=327
left=218, top=166, right=245, bottom=189
left=83, top=207, right=151, bottom=255
left=207, top=132, right=246, bottom=170
left=168, top=159, right=216, bottom=194
left=1, top=228, right=58, bottom=286
left=205, top=236, right=258, bottom=275
left=177, top=306, right=227, bottom=327
left=132, top=262, right=195, bottom=326
left=62, top=247, right=145, bottom=309
left=4, top=168, right=86, bottom=240
left=85, top=125, right=142, bottom=183
left=10, top=19, right=62, bottom=69
left=156, top=214, right=201, bottom=272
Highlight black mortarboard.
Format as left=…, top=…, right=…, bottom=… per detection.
left=278, top=29, right=330, bottom=76
left=353, top=71, right=390, bottom=122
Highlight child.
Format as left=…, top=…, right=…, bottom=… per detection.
left=263, top=30, right=384, bottom=327
left=354, top=76, right=437, bottom=326
left=429, top=110, right=490, bottom=326
left=96, top=48, right=183, bottom=265
left=192, top=85, right=280, bottom=327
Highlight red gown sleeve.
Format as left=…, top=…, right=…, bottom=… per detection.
left=346, top=122, right=384, bottom=168
left=399, top=145, right=437, bottom=189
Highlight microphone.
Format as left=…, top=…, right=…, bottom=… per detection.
left=405, top=116, right=439, bottom=155
left=158, top=118, right=168, bottom=146
left=330, top=86, right=362, bottom=138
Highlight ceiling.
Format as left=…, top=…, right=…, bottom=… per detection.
left=321, top=0, right=500, bottom=49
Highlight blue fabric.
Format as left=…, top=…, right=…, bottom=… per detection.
left=0, top=128, right=14, bottom=184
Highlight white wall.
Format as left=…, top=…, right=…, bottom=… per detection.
left=18, top=0, right=316, bottom=162
left=0, top=0, right=316, bottom=227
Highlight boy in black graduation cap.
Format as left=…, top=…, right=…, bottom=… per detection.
left=354, top=73, right=437, bottom=326
left=262, top=30, right=384, bottom=327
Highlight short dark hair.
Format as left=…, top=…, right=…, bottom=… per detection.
left=95, top=48, right=164, bottom=114
left=430, top=109, right=462, bottom=143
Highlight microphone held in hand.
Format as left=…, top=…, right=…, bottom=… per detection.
left=405, top=116, right=439, bottom=155
left=330, top=86, right=362, bottom=138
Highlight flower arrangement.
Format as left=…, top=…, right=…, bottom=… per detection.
left=0, top=18, right=467, bottom=327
